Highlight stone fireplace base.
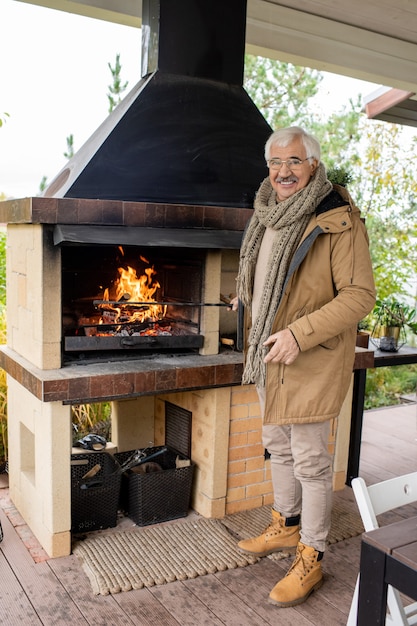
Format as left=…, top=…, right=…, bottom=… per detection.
left=6, top=374, right=236, bottom=557
left=1, top=345, right=357, bottom=558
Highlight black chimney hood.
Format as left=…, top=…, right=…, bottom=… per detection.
left=43, top=0, right=272, bottom=208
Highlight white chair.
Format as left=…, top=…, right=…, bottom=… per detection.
left=347, top=472, right=417, bottom=626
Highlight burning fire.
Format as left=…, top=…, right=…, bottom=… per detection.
left=96, top=256, right=169, bottom=335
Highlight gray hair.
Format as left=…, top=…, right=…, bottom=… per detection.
left=264, top=126, right=321, bottom=163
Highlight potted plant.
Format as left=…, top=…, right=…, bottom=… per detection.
left=326, top=166, right=353, bottom=188
left=371, top=297, right=416, bottom=351
left=356, top=317, right=371, bottom=348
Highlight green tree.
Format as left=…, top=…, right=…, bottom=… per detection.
left=107, top=53, right=128, bottom=113
left=64, top=134, right=74, bottom=160
left=244, top=55, right=321, bottom=129
left=307, top=100, right=363, bottom=171
left=354, top=121, right=417, bottom=299
left=243, top=55, right=363, bottom=172
left=38, top=176, right=48, bottom=195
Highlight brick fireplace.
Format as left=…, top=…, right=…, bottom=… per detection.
left=0, top=197, right=361, bottom=558
left=0, top=196, right=267, bottom=558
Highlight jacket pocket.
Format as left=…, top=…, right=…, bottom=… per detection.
left=319, top=335, right=341, bottom=350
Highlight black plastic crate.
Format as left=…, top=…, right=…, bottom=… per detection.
left=115, top=446, right=195, bottom=526
left=70, top=452, right=122, bottom=533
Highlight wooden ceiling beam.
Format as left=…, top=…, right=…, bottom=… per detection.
left=365, top=88, right=415, bottom=118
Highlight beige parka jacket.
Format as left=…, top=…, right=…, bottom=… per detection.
left=262, top=184, right=376, bottom=425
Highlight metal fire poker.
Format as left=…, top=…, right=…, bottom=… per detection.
left=93, top=300, right=231, bottom=307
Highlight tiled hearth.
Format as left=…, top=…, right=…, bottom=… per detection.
left=0, top=196, right=252, bottom=231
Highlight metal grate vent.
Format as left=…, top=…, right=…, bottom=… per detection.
left=165, top=401, right=192, bottom=458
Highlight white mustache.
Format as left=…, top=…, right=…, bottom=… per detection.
left=275, top=175, right=298, bottom=183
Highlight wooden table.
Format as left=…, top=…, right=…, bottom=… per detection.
left=347, top=345, right=417, bottom=485
left=358, top=516, right=417, bottom=625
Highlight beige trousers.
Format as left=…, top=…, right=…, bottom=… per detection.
left=258, top=387, right=333, bottom=553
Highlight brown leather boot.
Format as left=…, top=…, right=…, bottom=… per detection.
left=268, top=542, right=323, bottom=607
left=237, top=509, right=300, bottom=557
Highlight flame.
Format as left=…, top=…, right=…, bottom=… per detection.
left=98, top=261, right=167, bottom=326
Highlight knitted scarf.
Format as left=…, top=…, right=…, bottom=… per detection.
left=236, top=162, right=332, bottom=387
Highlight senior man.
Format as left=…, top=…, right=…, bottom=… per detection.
left=231, top=126, right=375, bottom=607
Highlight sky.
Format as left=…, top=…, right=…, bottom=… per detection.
left=0, top=0, right=385, bottom=199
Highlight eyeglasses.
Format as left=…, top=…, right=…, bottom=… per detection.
left=268, top=157, right=313, bottom=170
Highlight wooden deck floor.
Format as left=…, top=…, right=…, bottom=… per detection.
left=1, top=402, right=416, bottom=626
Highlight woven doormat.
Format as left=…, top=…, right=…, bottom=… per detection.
left=73, top=518, right=259, bottom=595
left=73, top=499, right=363, bottom=596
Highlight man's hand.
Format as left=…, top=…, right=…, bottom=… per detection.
left=263, top=328, right=300, bottom=365
left=227, top=296, right=239, bottom=312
